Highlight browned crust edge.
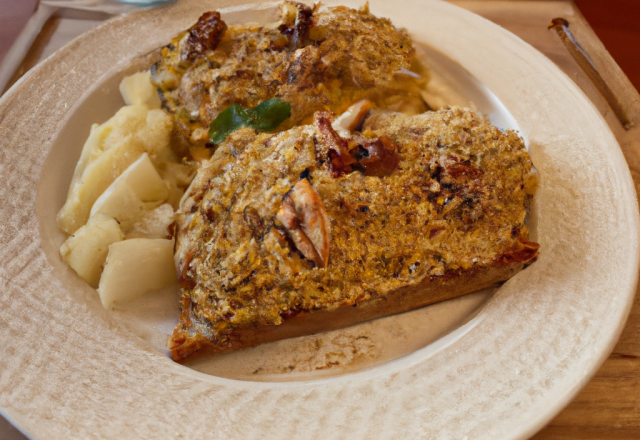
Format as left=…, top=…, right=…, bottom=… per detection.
left=171, top=262, right=527, bottom=362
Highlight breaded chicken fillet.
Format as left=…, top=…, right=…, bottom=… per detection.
left=169, top=107, right=539, bottom=361
left=151, top=2, right=428, bottom=150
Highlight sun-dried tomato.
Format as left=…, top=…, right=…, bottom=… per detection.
left=181, top=11, right=228, bottom=61
left=315, top=111, right=356, bottom=177
left=327, top=149, right=352, bottom=177
left=315, top=112, right=398, bottom=178
left=357, top=135, right=399, bottom=177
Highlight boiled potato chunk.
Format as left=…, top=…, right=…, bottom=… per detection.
left=119, top=71, right=161, bottom=109
left=90, top=153, right=170, bottom=231
left=140, top=108, right=176, bottom=164
left=90, top=181, right=146, bottom=231
left=57, top=106, right=174, bottom=235
left=97, top=105, right=175, bottom=164
left=98, top=238, right=177, bottom=308
left=157, top=162, right=197, bottom=210
left=70, top=122, right=113, bottom=190
left=57, top=135, right=144, bottom=234
left=114, top=153, right=168, bottom=202
left=69, top=105, right=170, bottom=190
left=126, top=203, right=175, bottom=239
left=91, top=152, right=168, bottom=210
left=60, top=214, right=124, bottom=288
left=157, top=162, right=197, bottom=187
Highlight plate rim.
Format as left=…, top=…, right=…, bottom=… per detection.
left=0, top=0, right=638, bottom=439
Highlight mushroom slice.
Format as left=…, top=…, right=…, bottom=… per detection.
left=332, top=99, right=372, bottom=133
left=276, top=178, right=330, bottom=268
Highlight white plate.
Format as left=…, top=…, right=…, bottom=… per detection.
left=0, top=0, right=638, bottom=438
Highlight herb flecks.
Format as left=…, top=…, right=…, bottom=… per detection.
left=209, top=98, right=292, bottom=145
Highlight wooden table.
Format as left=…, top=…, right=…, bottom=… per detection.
left=0, top=1, right=638, bottom=438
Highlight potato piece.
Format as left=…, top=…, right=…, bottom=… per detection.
left=99, top=105, right=175, bottom=164
left=119, top=71, right=161, bottom=109
left=140, top=109, right=176, bottom=164
left=58, top=107, right=175, bottom=235
left=119, top=153, right=168, bottom=202
left=57, top=136, right=145, bottom=234
left=91, top=182, right=146, bottom=231
left=70, top=104, right=173, bottom=191
left=164, top=181, right=185, bottom=211
left=94, top=152, right=168, bottom=206
left=89, top=153, right=169, bottom=230
left=157, top=162, right=196, bottom=210
left=126, top=203, right=175, bottom=239
left=98, top=238, right=177, bottom=308
left=60, top=214, right=124, bottom=288
left=157, top=162, right=197, bottom=187
left=70, top=105, right=149, bottom=188
left=100, top=105, right=152, bottom=153
left=70, top=123, right=113, bottom=190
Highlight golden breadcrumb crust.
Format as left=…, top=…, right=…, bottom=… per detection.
left=169, top=107, right=538, bottom=360
left=151, top=2, right=427, bottom=148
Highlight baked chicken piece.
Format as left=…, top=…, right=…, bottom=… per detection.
left=151, top=2, right=427, bottom=150
left=169, top=107, right=539, bottom=361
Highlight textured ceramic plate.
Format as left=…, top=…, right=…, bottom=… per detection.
left=0, top=0, right=638, bottom=439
